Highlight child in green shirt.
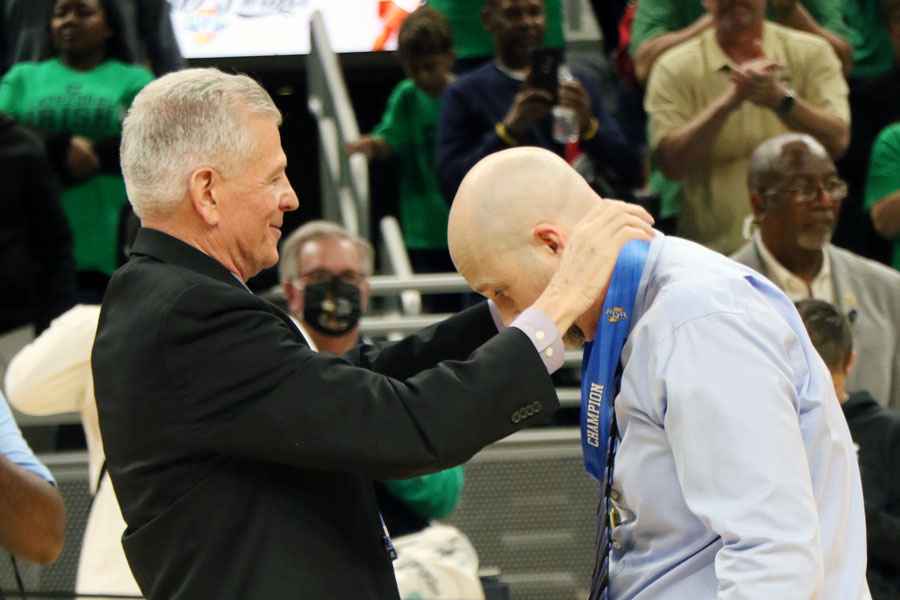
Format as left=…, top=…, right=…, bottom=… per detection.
left=347, top=6, right=458, bottom=304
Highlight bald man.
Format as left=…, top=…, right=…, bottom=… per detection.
left=448, top=147, right=869, bottom=599
left=90, top=68, right=656, bottom=599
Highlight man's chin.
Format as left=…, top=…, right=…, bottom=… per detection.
left=563, top=324, right=586, bottom=349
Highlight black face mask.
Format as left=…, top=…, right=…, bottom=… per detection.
left=303, top=278, right=362, bottom=337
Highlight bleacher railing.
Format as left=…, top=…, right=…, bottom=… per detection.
left=306, top=10, right=369, bottom=239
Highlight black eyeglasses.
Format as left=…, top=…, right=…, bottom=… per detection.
left=781, top=179, right=848, bottom=204
left=295, top=268, right=365, bottom=287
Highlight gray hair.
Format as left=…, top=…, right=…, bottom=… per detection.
left=278, top=220, right=376, bottom=283
left=121, top=68, right=282, bottom=219
left=747, top=133, right=829, bottom=193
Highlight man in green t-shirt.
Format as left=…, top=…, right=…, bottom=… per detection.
left=866, top=122, right=900, bottom=271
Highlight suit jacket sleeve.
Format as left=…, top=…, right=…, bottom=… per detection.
left=161, top=286, right=557, bottom=480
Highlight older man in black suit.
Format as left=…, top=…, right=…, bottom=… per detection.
left=90, top=67, right=654, bottom=599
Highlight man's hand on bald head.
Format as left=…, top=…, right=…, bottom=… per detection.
left=448, top=147, right=655, bottom=338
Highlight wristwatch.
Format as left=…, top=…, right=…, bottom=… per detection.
left=776, top=88, right=795, bottom=115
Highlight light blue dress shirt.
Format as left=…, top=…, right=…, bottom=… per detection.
left=608, top=233, right=869, bottom=599
left=0, top=391, right=54, bottom=485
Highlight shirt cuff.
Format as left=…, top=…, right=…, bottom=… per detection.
left=511, top=308, right=565, bottom=374
left=487, top=299, right=507, bottom=331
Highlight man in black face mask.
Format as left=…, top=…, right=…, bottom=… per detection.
left=277, top=220, right=484, bottom=598
left=279, top=220, right=372, bottom=354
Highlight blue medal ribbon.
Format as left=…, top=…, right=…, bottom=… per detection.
left=580, top=239, right=650, bottom=481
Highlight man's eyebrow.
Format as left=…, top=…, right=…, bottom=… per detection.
left=267, top=160, right=287, bottom=178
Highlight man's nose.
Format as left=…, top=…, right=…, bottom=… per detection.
left=281, top=181, right=299, bottom=212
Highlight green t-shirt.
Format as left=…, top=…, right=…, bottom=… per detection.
left=382, top=465, right=464, bottom=519
left=842, top=0, right=896, bottom=79
left=373, top=78, right=449, bottom=249
left=630, top=0, right=850, bottom=58
left=0, top=58, right=153, bottom=275
left=865, top=122, right=900, bottom=270
left=428, top=0, right=565, bottom=59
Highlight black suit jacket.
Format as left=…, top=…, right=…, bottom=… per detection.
left=92, top=228, right=558, bottom=599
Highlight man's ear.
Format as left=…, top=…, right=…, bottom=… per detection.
left=188, top=167, right=221, bottom=227
left=749, top=191, right=766, bottom=220
left=846, top=349, right=857, bottom=377
left=284, top=280, right=303, bottom=318
left=533, top=223, right=565, bottom=256
left=480, top=6, right=494, bottom=31
left=360, top=280, right=371, bottom=312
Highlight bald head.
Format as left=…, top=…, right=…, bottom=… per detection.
left=448, top=147, right=596, bottom=272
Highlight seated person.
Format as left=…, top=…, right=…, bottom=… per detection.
left=437, top=0, right=641, bottom=204
left=347, top=7, right=459, bottom=311
left=645, top=0, right=849, bottom=254
left=0, top=391, right=64, bottom=565
left=796, top=299, right=900, bottom=598
left=279, top=220, right=483, bottom=599
left=5, top=304, right=139, bottom=596
left=732, top=133, right=900, bottom=413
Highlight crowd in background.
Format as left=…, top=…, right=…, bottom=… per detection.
left=0, top=0, right=898, bottom=598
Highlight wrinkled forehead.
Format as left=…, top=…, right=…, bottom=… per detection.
left=298, top=237, right=362, bottom=274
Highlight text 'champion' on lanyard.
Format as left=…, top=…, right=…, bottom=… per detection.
left=580, top=239, right=650, bottom=482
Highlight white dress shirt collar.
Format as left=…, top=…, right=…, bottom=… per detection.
left=754, top=231, right=834, bottom=304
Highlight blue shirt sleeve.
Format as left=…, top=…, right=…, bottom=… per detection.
left=0, top=393, right=55, bottom=485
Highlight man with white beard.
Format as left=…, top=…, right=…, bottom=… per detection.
left=732, top=132, right=900, bottom=412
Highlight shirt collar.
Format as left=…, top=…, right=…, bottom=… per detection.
left=754, top=230, right=831, bottom=302
left=494, top=60, right=527, bottom=81
left=629, top=230, right=665, bottom=335
left=702, top=21, right=775, bottom=73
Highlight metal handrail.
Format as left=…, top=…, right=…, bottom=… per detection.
left=307, top=11, right=369, bottom=238
left=368, top=272, right=469, bottom=295
left=379, top=216, right=422, bottom=316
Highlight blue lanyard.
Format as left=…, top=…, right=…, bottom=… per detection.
left=580, top=240, right=649, bottom=481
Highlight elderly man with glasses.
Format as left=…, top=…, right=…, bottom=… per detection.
left=732, top=133, right=900, bottom=412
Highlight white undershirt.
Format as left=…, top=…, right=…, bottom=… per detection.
left=754, top=231, right=834, bottom=303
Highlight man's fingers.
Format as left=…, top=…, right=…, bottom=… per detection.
left=521, top=88, right=553, bottom=103
left=751, top=39, right=765, bottom=59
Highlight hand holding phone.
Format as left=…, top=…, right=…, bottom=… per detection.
left=529, top=47, right=562, bottom=105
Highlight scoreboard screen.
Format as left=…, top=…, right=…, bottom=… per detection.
left=169, top=0, right=422, bottom=58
